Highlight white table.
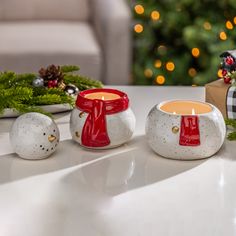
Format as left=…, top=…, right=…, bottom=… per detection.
left=0, top=86, right=235, bottom=236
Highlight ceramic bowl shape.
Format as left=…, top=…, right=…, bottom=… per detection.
left=70, top=88, right=136, bottom=149
left=145, top=100, right=226, bottom=160
left=10, top=112, right=60, bottom=160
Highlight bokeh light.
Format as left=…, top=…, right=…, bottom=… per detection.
left=134, top=4, right=144, bottom=15
left=234, top=16, right=236, bottom=24
left=226, top=20, right=233, bottom=30
left=191, top=48, right=200, bottom=57
left=156, top=75, right=165, bottom=84
left=188, top=68, right=197, bottom=77
left=144, top=68, right=153, bottom=78
left=151, top=11, right=160, bottom=21
left=217, top=69, right=222, bottom=77
left=203, top=22, right=212, bottom=30
left=134, top=24, right=143, bottom=33
left=166, top=61, right=175, bottom=71
left=219, top=31, right=227, bottom=40
left=154, top=60, right=162, bottom=68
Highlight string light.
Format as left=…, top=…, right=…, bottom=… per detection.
left=219, top=31, right=227, bottom=40
left=166, top=61, right=175, bottom=71
left=156, top=75, right=165, bottom=84
left=217, top=69, right=222, bottom=78
left=144, top=68, right=153, bottom=78
left=151, top=11, right=160, bottom=21
left=203, top=22, right=212, bottom=30
left=134, top=4, right=144, bottom=15
left=188, top=68, right=197, bottom=77
left=191, top=48, right=200, bottom=57
left=154, top=60, right=162, bottom=68
left=134, top=24, right=143, bottom=33
left=234, top=16, right=236, bottom=24
left=226, top=20, right=233, bottom=30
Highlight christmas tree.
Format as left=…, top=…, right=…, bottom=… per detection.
left=131, top=0, right=236, bottom=85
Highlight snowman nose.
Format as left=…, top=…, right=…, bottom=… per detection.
left=48, top=135, right=56, bottom=142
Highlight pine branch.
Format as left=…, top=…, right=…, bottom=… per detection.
left=227, top=131, right=236, bottom=141
left=225, top=119, right=236, bottom=128
left=64, top=74, right=103, bottom=90
left=61, top=65, right=80, bottom=73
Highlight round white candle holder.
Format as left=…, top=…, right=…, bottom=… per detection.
left=145, top=100, right=226, bottom=160
left=70, top=88, right=136, bottom=149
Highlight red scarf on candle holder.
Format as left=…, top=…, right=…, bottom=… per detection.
left=179, top=115, right=200, bottom=146
left=76, top=89, right=129, bottom=147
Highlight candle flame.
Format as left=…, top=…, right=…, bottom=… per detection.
left=173, top=111, right=176, bottom=114
left=101, top=96, right=105, bottom=100
left=192, top=108, right=195, bottom=115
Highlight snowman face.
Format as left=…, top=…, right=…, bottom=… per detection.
left=10, top=113, right=60, bottom=160
left=36, top=126, right=60, bottom=158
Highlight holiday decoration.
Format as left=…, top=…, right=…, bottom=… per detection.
left=220, top=50, right=236, bottom=84
left=32, top=77, right=44, bottom=87
left=70, top=88, right=136, bottom=149
left=0, top=65, right=102, bottom=116
left=64, top=84, right=79, bottom=96
left=131, top=1, right=236, bottom=85
left=9, top=112, right=60, bottom=160
left=145, top=100, right=226, bottom=160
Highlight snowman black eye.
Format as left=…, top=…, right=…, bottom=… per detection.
left=40, top=145, right=42, bottom=147
left=53, top=130, right=56, bottom=132
left=43, top=133, right=46, bottom=136
left=46, top=149, right=49, bottom=152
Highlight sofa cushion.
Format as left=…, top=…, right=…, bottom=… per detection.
left=0, top=22, right=102, bottom=81
left=0, top=0, right=90, bottom=21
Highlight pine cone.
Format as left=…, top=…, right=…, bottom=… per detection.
left=39, top=65, right=64, bottom=83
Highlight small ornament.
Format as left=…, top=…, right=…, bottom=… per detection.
left=224, top=77, right=231, bottom=84
left=222, top=69, right=227, bottom=76
left=32, top=77, right=44, bottom=87
left=48, top=79, right=58, bottom=88
left=64, top=84, right=79, bottom=96
left=225, top=56, right=234, bottom=65
left=9, top=112, right=60, bottom=160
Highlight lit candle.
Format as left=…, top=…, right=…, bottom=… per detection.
left=160, top=100, right=212, bottom=115
left=85, top=92, right=120, bottom=100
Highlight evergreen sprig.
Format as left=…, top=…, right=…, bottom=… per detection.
left=0, top=65, right=103, bottom=116
left=225, top=119, right=236, bottom=140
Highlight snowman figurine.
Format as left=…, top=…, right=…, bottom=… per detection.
left=10, top=112, right=60, bottom=160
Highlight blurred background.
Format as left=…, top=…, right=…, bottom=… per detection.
left=0, top=0, right=236, bottom=86
left=131, top=0, right=236, bottom=86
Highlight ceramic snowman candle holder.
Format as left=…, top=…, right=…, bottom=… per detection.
left=146, top=100, right=226, bottom=160
left=70, top=88, right=136, bottom=149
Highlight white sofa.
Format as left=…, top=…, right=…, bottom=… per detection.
left=0, top=0, right=131, bottom=84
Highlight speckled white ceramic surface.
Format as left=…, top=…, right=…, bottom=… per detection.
left=146, top=101, right=226, bottom=160
left=9, top=112, right=60, bottom=160
left=70, top=108, right=136, bottom=149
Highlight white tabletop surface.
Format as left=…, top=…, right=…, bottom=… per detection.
left=0, top=86, right=235, bottom=236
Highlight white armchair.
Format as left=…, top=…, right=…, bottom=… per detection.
left=0, top=0, right=131, bottom=85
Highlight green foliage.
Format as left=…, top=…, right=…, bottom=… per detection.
left=0, top=65, right=103, bottom=116
left=225, top=119, right=236, bottom=140
left=64, top=74, right=103, bottom=90
left=131, top=0, right=236, bottom=85
left=61, top=65, right=80, bottom=73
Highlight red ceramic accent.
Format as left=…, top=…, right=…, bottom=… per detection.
left=179, top=115, right=200, bottom=146
left=76, top=88, right=129, bottom=147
